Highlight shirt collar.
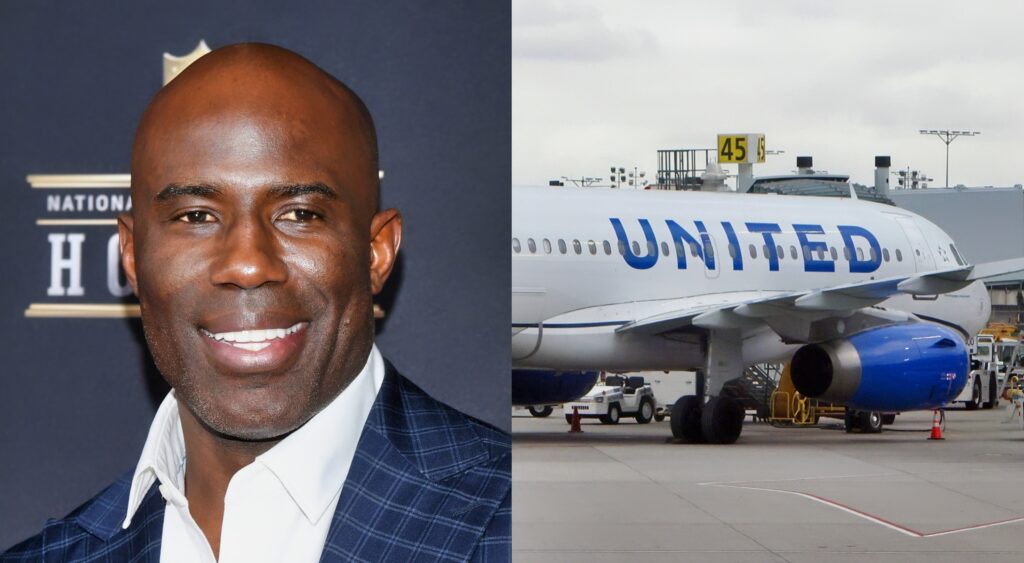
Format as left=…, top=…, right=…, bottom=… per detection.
left=123, top=345, right=385, bottom=529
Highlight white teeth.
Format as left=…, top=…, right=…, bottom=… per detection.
left=203, top=322, right=304, bottom=347
left=232, top=342, right=271, bottom=352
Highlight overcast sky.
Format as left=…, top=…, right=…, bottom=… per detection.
left=513, top=0, right=1024, bottom=189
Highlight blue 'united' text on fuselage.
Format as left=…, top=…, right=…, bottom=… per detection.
left=609, top=218, right=882, bottom=273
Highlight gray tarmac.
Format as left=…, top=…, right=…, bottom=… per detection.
left=513, top=406, right=1024, bottom=562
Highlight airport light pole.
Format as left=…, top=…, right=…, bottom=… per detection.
left=628, top=166, right=647, bottom=189
left=609, top=166, right=625, bottom=188
left=919, top=129, right=979, bottom=188
left=609, top=165, right=647, bottom=188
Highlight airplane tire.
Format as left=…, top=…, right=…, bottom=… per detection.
left=528, top=406, right=553, bottom=418
left=983, top=374, right=998, bottom=409
left=635, top=398, right=654, bottom=424
left=701, top=396, right=744, bottom=445
left=844, top=409, right=856, bottom=433
left=600, top=403, right=621, bottom=425
left=859, top=411, right=883, bottom=433
left=966, top=378, right=981, bottom=410
left=654, top=413, right=666, bottom=422
left=671, top=396, right=705, bottom=442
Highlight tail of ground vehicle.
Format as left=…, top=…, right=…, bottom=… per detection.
left=644, top=371, right=697, bottom=422
left=563, top=375, right=657, bottom=424
left=956, top=331, right=1012, bottom=410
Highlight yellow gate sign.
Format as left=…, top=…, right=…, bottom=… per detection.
left=717, top=133, right=765, bottom=164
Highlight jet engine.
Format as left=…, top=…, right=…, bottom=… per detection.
left=512, top=369, right=600, bottom=406
left=790, top=323, right=968, bottom=412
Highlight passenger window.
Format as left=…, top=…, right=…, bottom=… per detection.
left=816, top=247, right=824, bottom=260
left=603, top=240, right=612, bottom=255
left=512, top=238, right=521, bottom=253
left=762, top=244, right=769, bottom=258
left=801, top=244, right=810, bottom=260
left=843, top=247, right=850, bottom=261
left=883, top=248, right=890, bottom=262
left=706, top=246, right=714, bottom=259
left=558, top=239, right=567, bottom=254
left=790, top=245, right=797, bottom=260
left=915, top=248, right=921, bottom=256
left=856, top=247, right=863, bottom=261
left=647, top=241, right=656, bottom=255
left=618, top=241, right=625, bottom=256
left=869, top=247, right=877, bottom=262
left=631, top=241, right=640, bottom=255
left=573, top=239, right=582, bottom=254
left=543, top=238, right=552, bottom=254
left=588, top=240, right=597, bottom=255
left=527, top=238, right=536, bottom=254
left=728, top=244, right=736, bottom=259
left=830, top=247, right=837, bottom=260
left=748, top=244, right=757, bottom=259
left=896, top=248, right=903, bottom=261
left=776, top=245, right=784, bottom=260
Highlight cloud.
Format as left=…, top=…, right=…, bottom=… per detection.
left=514, top=0, right=1024, bottom=187
left=513, top=0, right=659, bottom=61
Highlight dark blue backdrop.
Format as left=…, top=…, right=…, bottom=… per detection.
left=0, top=1, right=510, bottom=549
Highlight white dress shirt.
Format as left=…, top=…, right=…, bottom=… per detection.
left=122, top=345, right=385, bottom=563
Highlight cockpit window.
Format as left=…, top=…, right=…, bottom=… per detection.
left=949, top=244, right=966, bottom=266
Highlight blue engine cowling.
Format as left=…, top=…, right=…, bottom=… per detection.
left=512, top=369, right=600, bottom=406
left=790, top=323, right=968, bottom=412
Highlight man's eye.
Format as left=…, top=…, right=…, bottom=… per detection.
left=177, top=211, right=215, bottom=223
left=280, top=209, right=321, bottom=222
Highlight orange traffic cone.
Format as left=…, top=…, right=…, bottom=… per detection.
left=568, top=407, right=582, bottom=433
left=928, top=409, right=944, bottom=440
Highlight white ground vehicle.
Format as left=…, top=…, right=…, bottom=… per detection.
left=956, top=334, right=1005, bottom=410
left=563, top=375, right=656, bottom=424
left=643, top=371, right=697, bottom=422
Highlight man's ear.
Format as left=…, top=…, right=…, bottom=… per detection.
left=117, top=212, right=139, bottom=295
left=368, top=208, right=402, bottom=295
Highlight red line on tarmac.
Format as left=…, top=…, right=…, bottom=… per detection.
left=704, top=482, right=1024, bottom=538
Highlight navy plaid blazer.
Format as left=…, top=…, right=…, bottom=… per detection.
left=2, top=364, right=511, bottom=562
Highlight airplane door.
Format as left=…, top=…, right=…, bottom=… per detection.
left=512, top=287, right=545, bottom=361
left=894, top=216, right=936, bottom=272
left=512, top=287, right=545, bottom=335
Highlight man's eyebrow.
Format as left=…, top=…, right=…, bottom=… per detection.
left=155, top=183, right=221, bottom=202
left=267, top=182, right=338, bottom=199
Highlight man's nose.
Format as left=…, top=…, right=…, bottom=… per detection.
left=209, top=219, right=288, bottom=289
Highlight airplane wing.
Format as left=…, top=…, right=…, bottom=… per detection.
left=617, top=257, right=1024, bottom=339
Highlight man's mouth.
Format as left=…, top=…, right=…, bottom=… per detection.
left=197, top=320, right=309, bottom=374
left=200, top=322, right=305, bottom=352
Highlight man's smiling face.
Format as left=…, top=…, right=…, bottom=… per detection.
left=119, top=45, right=400, bottom=441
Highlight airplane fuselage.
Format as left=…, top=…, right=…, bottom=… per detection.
left=512, top=186, right=990, bottom=371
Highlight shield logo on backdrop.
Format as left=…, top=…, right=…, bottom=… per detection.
left=163, top=40, right=212, bottom=86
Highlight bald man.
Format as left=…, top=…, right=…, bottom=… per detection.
left=2, top=44, right=510, bottom=562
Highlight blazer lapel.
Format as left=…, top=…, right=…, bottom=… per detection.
left=73, top=472, right=165, bottom=562
left=319, top=366, right=510, bottom=562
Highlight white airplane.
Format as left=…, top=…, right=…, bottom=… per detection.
left=512, top=185, right=1024, bottom=444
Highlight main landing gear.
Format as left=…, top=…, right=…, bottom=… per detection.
left=671, top=391, right=746, bottom=444
left=670, top=328, right=747, bottom=444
